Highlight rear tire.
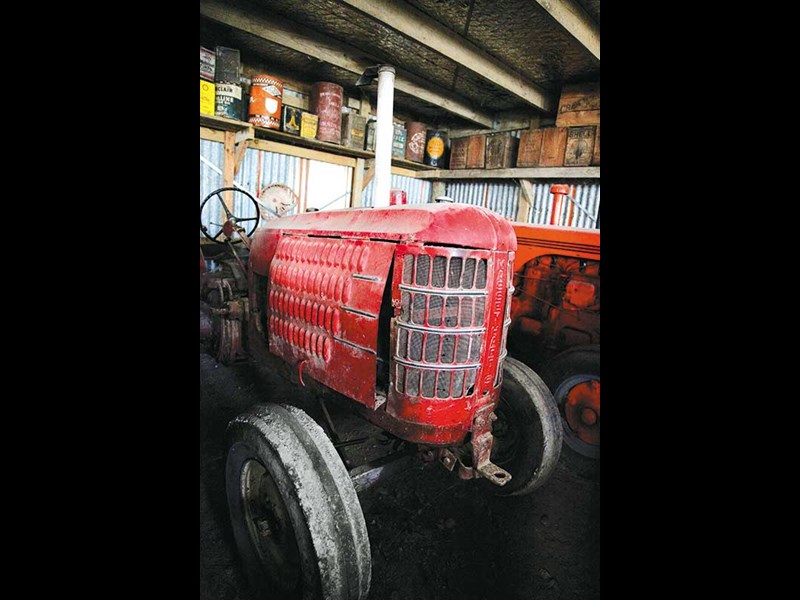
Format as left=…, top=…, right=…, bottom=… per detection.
left=542, top=345, right=600, bottom=460
left=489, top=357, right=563, bottom=496
left=225, top=403, right=371, bottom=600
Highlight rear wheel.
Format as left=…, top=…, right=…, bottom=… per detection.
left=489, top=357, right=563, bottom=496
left=225, top=403, right=371, bottom=600
left=542, top=346, right=600, bottom=460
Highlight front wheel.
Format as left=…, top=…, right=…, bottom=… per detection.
left=225, top=403, right=371, bottom=600
left=488, top=357, right=563, bottom=496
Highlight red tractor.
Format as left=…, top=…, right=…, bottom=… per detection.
left=508, top=186, right=600, bottom=461
left=199, top=187, right=563, bottom=600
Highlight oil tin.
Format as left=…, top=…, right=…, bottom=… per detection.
left=424, top=130, right=448, bottom=167
left=249, top=74, right=283, bottom=130
left=215, top=82, right=242, bottom=120
left=200, top=47, right=215, bottom=82
left=214, top=46, right=240, bottom=84
left=341, top=112, right=368, bottom=149
left=200, top=80, right=215, bottom=115
left=310, top=82, right=343, bottom=144
left=300, top=112, right=319, bottom=139
left=392, top=123, right=407, bottom=158
left=405, top=121, right=426, bottom=162
left=282, top=105, right=302, bottom=135
left=365, top=119, right=377, bottom=152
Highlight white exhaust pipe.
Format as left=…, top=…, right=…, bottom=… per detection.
left=373, top=65, right=395, bottom=208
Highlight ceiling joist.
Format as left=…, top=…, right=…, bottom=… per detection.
left=339, top=0, right=557, bottom=114
left=200, top=0, right=495, bottom=128
left=533, top=0, right=600, bottom=61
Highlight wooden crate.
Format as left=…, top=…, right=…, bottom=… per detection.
left=485, top=133, right=519, bottom=169
left=564, top=126, right=596, bottom=167
left=449, top=135, right=485, bottom=169
left=555, top=82, right=600, bottom=128
left=591, top=125, right=600, bottom=166
left=539, top=127, right=568, bottom=167
left=516, top=129, right=544, bottom=167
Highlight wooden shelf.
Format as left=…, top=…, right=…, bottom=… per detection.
left=199, top=113, right=435, bottom=172
left=200, top=113, right=254, bottom=134
left=415, top=166, right=600, bottom=180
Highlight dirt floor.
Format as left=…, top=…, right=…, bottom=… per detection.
left=200, top=348, right=600, bottom=600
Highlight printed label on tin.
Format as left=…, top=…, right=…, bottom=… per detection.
left=407, top=131, right=426, bottom=155
left=259, top=84, right=282, bottom=99
left=426, top=137, right=445, bottom=158
left=216, top=84, right=242, bottom=100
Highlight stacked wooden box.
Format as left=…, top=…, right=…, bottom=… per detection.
left=517, top=82, right=600, bottom=168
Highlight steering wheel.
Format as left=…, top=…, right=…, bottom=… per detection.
left=199, top=186, right=262, bottom=243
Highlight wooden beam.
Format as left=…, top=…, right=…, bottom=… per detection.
left=415, top=166, right=600, bottom=179
left=249, top=138, right=357, bottom=168
left=362, top=160, right=376, bottom=190
left=200, top=127, right=225, bottom=143
left=391, top=166, right=418, bottom=178
left=351, top=158, right=365, bottom=207
left=339, top=0, right=556, bottom=114
left=533, top=0, right=600, bottom=60
left=200, top=0, right=494, bottom=127
left=517, top=180, right=534, bottom=222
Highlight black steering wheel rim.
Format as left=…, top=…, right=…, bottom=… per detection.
left=199, top=186, right=261, bottom=243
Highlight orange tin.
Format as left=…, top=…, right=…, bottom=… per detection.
left=249, top=74, right=284, bottom=130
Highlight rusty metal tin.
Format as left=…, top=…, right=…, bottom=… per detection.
left=249, top=74, right=283, bottom=130
left=405, top=121, right=426, bottom=162
left=310, top=82, right=343, bottom=144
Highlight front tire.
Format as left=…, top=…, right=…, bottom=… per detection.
left=225, top=403, right=371, bottom=600
left=489, top=357, right=563, bottom=496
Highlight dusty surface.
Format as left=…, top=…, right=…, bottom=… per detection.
left=200, top=349, right=600, bottom=600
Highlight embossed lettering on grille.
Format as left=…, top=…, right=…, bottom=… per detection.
left=395, top=250, right=492, bottom=400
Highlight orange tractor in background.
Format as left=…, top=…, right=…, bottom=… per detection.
left=508, top=185, right=600, bottom=460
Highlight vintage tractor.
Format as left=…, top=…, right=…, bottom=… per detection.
left=199, top=65, right=562, bottom=600
left=199, top=189, right=563, bottom=600
left=507, top=189, right=600, bottom=460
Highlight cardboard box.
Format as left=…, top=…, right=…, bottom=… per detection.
left=564, top=126, right=596, bottom=166
left=555, top=82, right=600, bottom=128
left=449, top=137, right=468, bottom=169
left=300, top=112, right=319, bottom=139
left=539, top=127, right=568, bottom=167
left=200, top=47, right=215, bottom=82
left=516, top=129, right=544, bottom=167
left=485, top=133, right=519, bottom=169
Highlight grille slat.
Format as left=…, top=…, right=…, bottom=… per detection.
left=455, top=335, right=470, bottom=363
left=407, top=367, right=420, bottom=396
left=421, top=370, right=436, bottom=397
left=432, top=256, right=447, bottom=288
left=400, top=291, right=410, bottom=322
left=476, top=259, right=487, bottom=288
left=436, top=371, right=451, bottom=398
left=445, top=297, right=459, bottom=327
left=402, top=255, right=413, bottom=284
left=462, top=258, right=476, bottom=289
left=465, top=369, right=477, bottom=396
left=473, top=296, right=486, bottom=326
left=409, top=331, right=424, bottom=361
left=428, top=295, right=443, bottom=326
left=412, top=294, right=426, bottom=325
left=460, top=297, right=473, bottom=328
left=469, top=334, right=483, bottom=362
left=441, top=335, right=455, bottom=363
left=396, top=364, right=405, bottom=393
left=416, top=255, right=430, bottom=286
left=448, top=257, right=462, bottom=288
left=424, top=333, right=440, bottom=363
left=397, top=328, right=408, bottom=359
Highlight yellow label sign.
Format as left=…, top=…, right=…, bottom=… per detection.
left=426, top=136, right=445, bottom=158
left=200, top=80, right=215, bottom=115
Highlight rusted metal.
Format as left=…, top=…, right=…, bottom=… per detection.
left=310, top=81, right=344, bottom=144
left=405, top=121, right=426, bottom=163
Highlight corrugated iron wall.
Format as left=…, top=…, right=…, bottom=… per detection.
left=445, top=181, right=520, bottom=220
left=200, top=141, right=302, bottom=236
left=526, top=180, right=600, bottom=228
left=362, top=174, right=431, bottom=207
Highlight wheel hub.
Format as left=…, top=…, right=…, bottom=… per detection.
left=563, top=379, right=600, bottom=446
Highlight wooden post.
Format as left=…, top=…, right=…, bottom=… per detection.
left=517, top=180, right=534, bottom=223
left=351, top=158, right=365, bottom=207
left=431, top=180, right=446, bottom=203
left=223, top=130, right=236, bottom=213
